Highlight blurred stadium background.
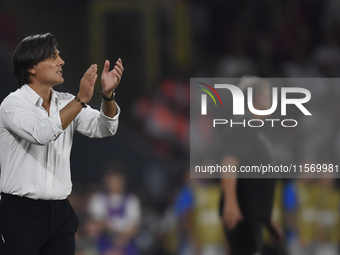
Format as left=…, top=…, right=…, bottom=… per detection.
left=2, top=0, right=340, bottom=254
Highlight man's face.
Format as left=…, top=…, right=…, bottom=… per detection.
left=29, top=49, right=65, bottom=86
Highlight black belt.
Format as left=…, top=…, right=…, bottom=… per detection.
left=0, top=193, right=68, bottom=208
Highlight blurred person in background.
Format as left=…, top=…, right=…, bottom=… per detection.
left=314, top=171, right=340, bottom=255
left=262, top=180, right=286, bottom=255
left=283, top=170, right=318, bottom=255
left=174, top=171, right=227, bottom=255
left=159, top=200, right=180, bottom=255
left=0, top=32, right=123, bottom=255
left=75, top=217, right=102, bottom=255
left=88, top=164, right=141, bottom=255
left=70, top=185, right=102, bottom=255
left=220, top=77, right=282, bottom=255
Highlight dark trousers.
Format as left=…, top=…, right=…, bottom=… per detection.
left=226, top=220, right=264, bottom=255
left=219, top=195, right=264, bottom=255
left=0, top=193, right=78, bottom=255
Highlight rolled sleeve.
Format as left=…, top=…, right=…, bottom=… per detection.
left=49, top=111, right=64, bottom=135
left=75, top=102, right=120, bottom=138
left=99, top=102, right=120, bottom=121
left=1, top=99, right=65, bottom=145
left=98, top=102, right=120, bottom=136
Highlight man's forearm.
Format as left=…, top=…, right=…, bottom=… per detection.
left=59, top=98, right=83, bottom=130
left=102, top=99, right=117, bottom=118
left=222, top=177, right=237, bottom=204
left=221, top=156, right=239, bottom=204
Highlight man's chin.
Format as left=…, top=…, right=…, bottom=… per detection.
left=54, top=79, right=64, bottom=86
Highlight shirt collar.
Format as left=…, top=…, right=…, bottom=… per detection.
left=22, top=84, right=59, bottom=106
left=51, top=89, right=59, bottom=106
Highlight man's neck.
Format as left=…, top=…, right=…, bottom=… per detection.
left=28, top=82, right=53, bottom=113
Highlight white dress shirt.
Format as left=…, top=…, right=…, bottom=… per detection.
left=0, top=85, right=120, bottom=200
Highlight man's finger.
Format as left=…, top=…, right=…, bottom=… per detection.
left=102, top=60, right=110, bottom=74
left=91, top=74, right=98, bottom=83
left=84, top=64, right=97, bottom=79
left=86, top=67, right=97, bottom=84
left=90, top=66, right=98, bottom=79
left=116, top=61, right=124, bottom=72
left=115, top=62, right=123, bottom=71
left=83, top=65, right=93, bottom=78
left=114, top=65, right=123, bottom=76
left=114, top=71, right=121, bottom=83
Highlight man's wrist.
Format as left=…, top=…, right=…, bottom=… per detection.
left=76, top=93, right=89, bottom=103
left=101, top=90, right=115, bottom=101
left=225, top=194, right=237, bottom=204
left=74, top=96, right=87, bottom=108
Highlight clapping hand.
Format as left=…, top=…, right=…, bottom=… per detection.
left=101, top=58, right=124, bottom=98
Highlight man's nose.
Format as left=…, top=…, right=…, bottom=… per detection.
left=59, top=57, right=65, bottom=66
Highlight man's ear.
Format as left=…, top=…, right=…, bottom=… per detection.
left=28, top=66, right=36, bottom=75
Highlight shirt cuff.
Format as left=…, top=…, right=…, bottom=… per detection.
left=100, top=102, right=121, bottom=120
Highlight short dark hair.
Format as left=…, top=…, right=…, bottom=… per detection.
left=12, top=33, right=58, bottom=86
